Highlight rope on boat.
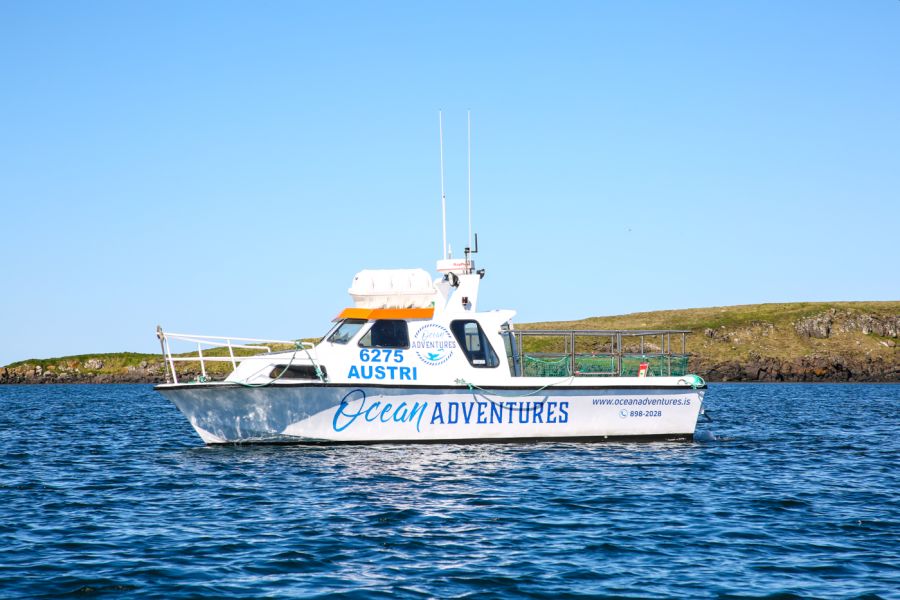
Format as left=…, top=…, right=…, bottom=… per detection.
left=677, top=374, right=706, bottom=389
left=457, top=371, right=706, bottom=403
left=304, top=345, right=327, bottom=382
left=453, top=377, right=574, bottom=402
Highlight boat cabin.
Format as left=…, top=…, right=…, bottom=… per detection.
left=156, top=266, right=692, bottom=386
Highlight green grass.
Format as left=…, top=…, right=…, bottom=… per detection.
left=3, top=302, right=897, bottom=377
left=2, top=344, right=302, bottom=379
left=521, top=301, right=899, bottom=365
left=5, top=352, right=160, bottom=371
left=524, top=301, right=899, bottom=332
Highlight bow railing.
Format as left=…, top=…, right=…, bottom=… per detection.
left=156, top=326, right=310, bottom=384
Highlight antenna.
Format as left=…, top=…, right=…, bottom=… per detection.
left=439, top=110, right=447, bottom=260
left=467, top=110, right=473, bottom=253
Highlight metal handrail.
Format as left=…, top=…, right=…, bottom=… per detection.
left=507, top=329, right=692, bottom=378
left=513, top=329, right=691, bottom=335
left=156, top=326, right=312, bottom=384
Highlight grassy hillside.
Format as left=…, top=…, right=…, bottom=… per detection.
left=1, top=344, right=300, bottom=382
left=2, top=302, right=897, bottom=382
left=524, top=301, right=898, bottom=359
left=523, top=301, right=898, bottom=381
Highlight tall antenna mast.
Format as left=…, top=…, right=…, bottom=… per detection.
left=467, top=110, right=472, bottom=253
left=439, top=110, right=447, bottom=260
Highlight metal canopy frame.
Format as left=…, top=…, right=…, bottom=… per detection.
left=508, top=329, right=691, bottom=377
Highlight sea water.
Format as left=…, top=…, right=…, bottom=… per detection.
left=0, top=383, right=897, bottom=599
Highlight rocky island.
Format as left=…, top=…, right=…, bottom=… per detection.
left=2, top=302, right=897, bottom=384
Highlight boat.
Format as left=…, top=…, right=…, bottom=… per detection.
left=154, top=253, right=707, bottom=444
left=154, top=114, right=707, bottom=444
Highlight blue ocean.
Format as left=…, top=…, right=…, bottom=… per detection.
left=1, top=383, right=897, bottom=599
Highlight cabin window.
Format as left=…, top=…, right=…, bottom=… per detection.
left=269, top=364, right=328, bottom=380
left=358, top=319, right=409, bottom=349
left=450, top=320, right=499, bottom=368
left=328, top=319, right=366, bottom=344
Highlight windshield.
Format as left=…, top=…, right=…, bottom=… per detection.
left=327, top=319, right=366, bottom=344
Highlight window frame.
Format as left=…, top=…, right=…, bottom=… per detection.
left=269, top=364, right=328, bottom=380
left=450, top=319, right=500, bottom=369
left=500, top=321, right=521, bottom=376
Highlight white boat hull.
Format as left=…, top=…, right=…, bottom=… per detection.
left=157, top=383, right=705, bottom=444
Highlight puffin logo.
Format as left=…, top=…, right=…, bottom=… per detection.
left=412, top=324, right=457, bottom=366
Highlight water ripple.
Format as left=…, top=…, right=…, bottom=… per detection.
left=0, top=383, right=897, bottom=598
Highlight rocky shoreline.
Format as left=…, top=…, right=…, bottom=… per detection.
left=693, top=308, right=898, bottom=382
left=2, top=355, right=896, bottom=385
left=694, top=354, right=898, bottom=382
left=3, top=305, right=897, bottom=384
left=0, top=359, right=171, bottom=385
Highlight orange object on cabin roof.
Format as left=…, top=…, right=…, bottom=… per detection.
left=335, top=307, right=435, bottom=321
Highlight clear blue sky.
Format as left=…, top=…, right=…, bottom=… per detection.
left=1, top=1, right=898, bottom=366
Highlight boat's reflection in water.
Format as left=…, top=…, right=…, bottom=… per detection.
left=182, top=440, right=710, bottom=521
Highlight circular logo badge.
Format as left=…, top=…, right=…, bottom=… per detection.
left=412, top=324, right=457, bottom=366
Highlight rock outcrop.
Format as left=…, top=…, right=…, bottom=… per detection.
left=694, top=353, right=898, bottom=383
left=794, top=309, right=900, bottom=339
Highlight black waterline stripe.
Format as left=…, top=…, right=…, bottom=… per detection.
left=205, top=433, right=694, bottom=446
left=156, top=382, right=706, bottom=392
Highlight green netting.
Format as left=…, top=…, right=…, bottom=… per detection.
left=574, top=355, right=616, bottom=375
left=523, top=354, right=571, bottom=377
left=670, top=355, right=690, bottom=376
left=619, top=355, right=690, bottom=377
left=522, top=353, right=690, bottom=377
